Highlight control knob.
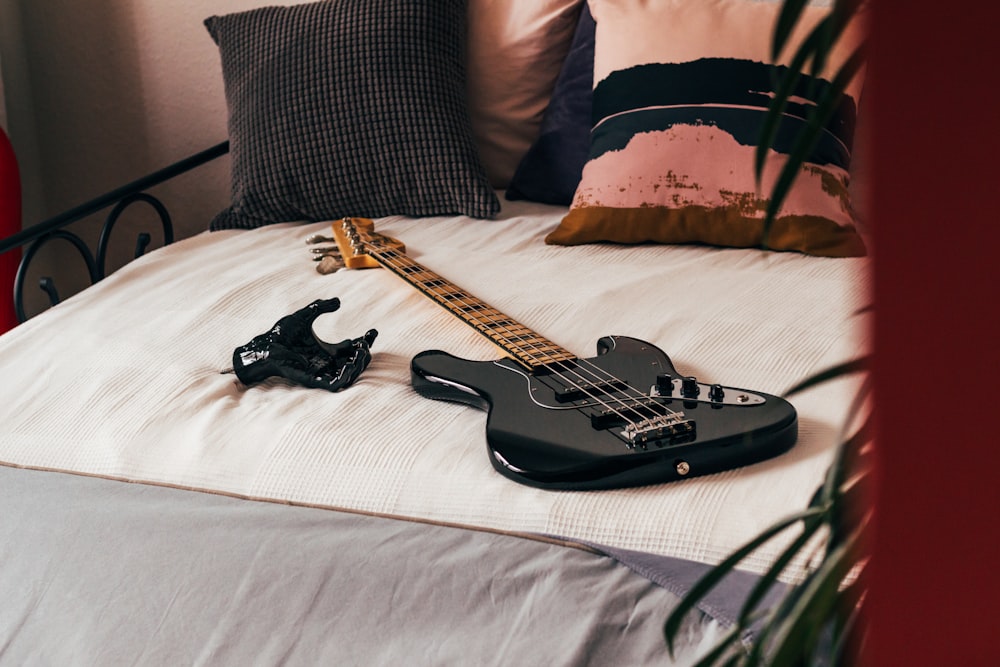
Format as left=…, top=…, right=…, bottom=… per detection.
left=681, top=376, right=700, bottom=398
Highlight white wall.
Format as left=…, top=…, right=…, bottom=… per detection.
left=2, top=0, right=308, bottom=311
left=9, top=0, right=320, bottom=224
left=1, top=0, right=41, bottom=224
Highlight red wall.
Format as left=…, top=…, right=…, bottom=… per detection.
left=869, top=0, right=1000, bottom=663
left=0, top=128, right=21, bottom=333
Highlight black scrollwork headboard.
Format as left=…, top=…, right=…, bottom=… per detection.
left=0, top=141, right=229, bottom=323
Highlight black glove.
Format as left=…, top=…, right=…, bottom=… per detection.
left=232, top=298, right=377, bottom=392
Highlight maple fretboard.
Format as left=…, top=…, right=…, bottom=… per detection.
left=368, top=244, right=577, bottom=370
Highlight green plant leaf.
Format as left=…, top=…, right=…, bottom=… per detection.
left=754, top=526, right=866, bottom=665
left=830, top=564, right=870, bottom=664
left=831, top=375, right=874, bottom=490
left=771, top=0, right=810, bottom=61
left=760, top=41, right=866, bottom=248
left=838, top=416, right=874, bottom=483
left=737, top=515, right=826, bottom=629
left=809, top=0, right=862, bottom=78
left=832, top=413, right=873, bottom=483
left=666, top=3, right=873, bottom=660
left=753, top=45, right=808, bottom=180
left=689, top=622, right=747, bottom=667
left=828, top=468, right=873, bottom=554
left=806, top=413, right=872, bottom=525
left=744, top=566, right=813, bottom=665
left=785, top=356, right=871, bottom=396
left=664, top=506, right=826, bottom=655
left=820, top=374, right=873, bottom=506
left=756, top=2, right=861, bottom=182
left=756, top=14, right=841, bottom=181
left=839, top=425, right=874, bottom=484
left=840, top=367, right=873, bottom=432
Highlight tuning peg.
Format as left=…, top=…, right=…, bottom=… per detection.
left=310, top=246, right=340, bottom=255
left=316, top=255, right=344, bottom=275
left=305, top=234, right=336, bottom=244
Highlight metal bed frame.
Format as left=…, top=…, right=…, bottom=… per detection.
left=0, top=141, right=230, bottom=323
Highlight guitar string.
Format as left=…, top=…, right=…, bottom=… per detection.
left=367, top=243, right=678, bottom=430
left=362, top=238, right=682, bottom=434
left=365, top=245, right=648, bottom=424
left=345, top=223, right=662, bottom=418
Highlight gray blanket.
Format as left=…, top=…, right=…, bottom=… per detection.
left=1, top=465, right=779, bottom=665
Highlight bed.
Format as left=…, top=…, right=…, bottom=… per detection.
left=0, top=1, right=869, bottom=663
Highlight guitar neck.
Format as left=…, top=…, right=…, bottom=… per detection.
left=367, top=245, right=576, bottom=369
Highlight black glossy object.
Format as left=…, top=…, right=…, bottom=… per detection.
left=233, top=298, right=377, bottom=392
left=411, top=336, right=797, bottom=491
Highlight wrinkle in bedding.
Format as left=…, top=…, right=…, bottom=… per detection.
left=3, top=466, right=733, bottom=665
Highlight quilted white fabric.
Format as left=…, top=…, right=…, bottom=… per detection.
left=0, top=198, right=869, bottom=579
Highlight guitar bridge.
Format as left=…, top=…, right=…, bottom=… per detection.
left=590, top=402, right=696, bottom=449
left=620, top=414, right=696, bottom=449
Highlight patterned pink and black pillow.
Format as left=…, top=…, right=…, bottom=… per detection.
left=545, top=0, right=868, bottom=257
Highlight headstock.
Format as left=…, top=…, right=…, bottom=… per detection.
left=330, top=217, right=406, bottom=269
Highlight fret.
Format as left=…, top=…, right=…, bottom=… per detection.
left=422, top=278, right=451, bottom=290
left=426, top=288, right=466, bottom=303
left=365, top=243, right=576, bottom=369
left=467, top=312, right=518, bottom=327
left=457, top=303, right=491, bottom=314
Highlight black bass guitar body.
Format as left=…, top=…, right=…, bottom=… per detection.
left=328, top=217, right=798, bottom=491
left=411, top=335, right=797, bottom=491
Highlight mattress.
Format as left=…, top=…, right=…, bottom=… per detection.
left=0, top=196, right=869, bottom=580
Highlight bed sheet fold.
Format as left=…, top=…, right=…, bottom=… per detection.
left=1, top=465, right=727, bottom=665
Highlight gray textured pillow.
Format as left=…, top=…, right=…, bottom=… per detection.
left=205, top=0, right=500, bottom=230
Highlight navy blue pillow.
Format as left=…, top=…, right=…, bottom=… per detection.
left=505, top=4, right=594, bottom=206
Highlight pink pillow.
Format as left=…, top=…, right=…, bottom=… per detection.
left=546, top=0, right=868, bottom=257
left=466, top=0, right=585, bottom=187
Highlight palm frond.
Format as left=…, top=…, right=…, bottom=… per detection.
left=771, top=0, right=811, bottom=61
left=664, top=506, right=828, bottom=656
left=752, top=522, right=868, bottom=664
left=756, top=0, right=867, bottom=249
left=663, top=3, right=872, bottom=663
left=760, top=41, right=866, bottom=248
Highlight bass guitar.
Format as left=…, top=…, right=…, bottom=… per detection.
left=329, top=218, right=797, bottom=490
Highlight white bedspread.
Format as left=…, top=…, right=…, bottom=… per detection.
left=0, top=198, right=869, bottom=578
